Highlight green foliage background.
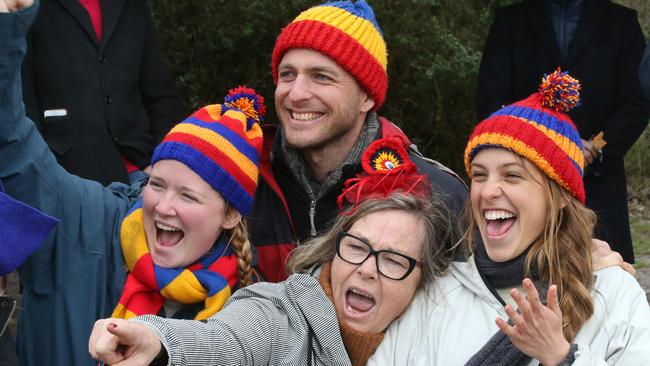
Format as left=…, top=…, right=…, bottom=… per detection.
left=151, top=0, right=649, bottom=180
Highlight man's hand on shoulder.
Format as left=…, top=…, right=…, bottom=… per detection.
left=0, top=0, right=33, bottom=13
left=591, top=238, right=636, bottom=276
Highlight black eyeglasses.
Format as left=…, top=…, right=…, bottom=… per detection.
left=335, top=231, right=422, bottom=280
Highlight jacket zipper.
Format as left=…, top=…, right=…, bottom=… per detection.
left=309, top=200, right=317, bottom=236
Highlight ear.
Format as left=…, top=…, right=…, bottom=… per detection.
left=558, top=195, right=568, bottom=209
left=221, top=206, right=242, bottom=230
left=360, top=92, right=375, bottom=113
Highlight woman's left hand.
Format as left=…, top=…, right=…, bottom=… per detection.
left=496, top=278, right=570, bottom=366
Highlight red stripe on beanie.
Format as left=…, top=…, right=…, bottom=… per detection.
left=272, top=20, right=387, bottom=110
left=473, top=117, right=585, bottom=202
left=164, top=132, right=257, bottom=196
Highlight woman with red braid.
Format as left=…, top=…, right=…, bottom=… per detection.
left=0, top=7, right=262, bottom=362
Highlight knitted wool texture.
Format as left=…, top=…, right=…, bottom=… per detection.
left=465, top=70, right=586, bottom=203
left=151, top=88, right=264, bottom=215
left=113, top=201, right=237, bottom=320
left=272, top=0, right=388, bottom=109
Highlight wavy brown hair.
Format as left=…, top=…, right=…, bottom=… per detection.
left=288, top=192, right=458, bottom=291
left=464, top=170, right=595, bottom=341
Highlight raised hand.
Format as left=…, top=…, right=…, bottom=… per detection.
left=0, top=0, right=34, bottom=13
left=88, top=318, right=162, bottom=366
left=495, top=278, right=571, bottom=366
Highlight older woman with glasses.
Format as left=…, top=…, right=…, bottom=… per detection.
left=88, top=138, right=458, bottom=366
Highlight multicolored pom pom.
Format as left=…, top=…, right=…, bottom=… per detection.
left=224, top=86, right=266, bottom=129
left=538, top=68, right=581, bottom=112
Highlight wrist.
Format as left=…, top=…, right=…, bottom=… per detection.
left=542, top=342, right=576, bottom=366
left=149, top=342, right=168, bottom=366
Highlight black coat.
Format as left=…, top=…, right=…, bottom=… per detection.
left=475, top=0, right=648, bottom=262
left=21, top=0, right=184, bottom=185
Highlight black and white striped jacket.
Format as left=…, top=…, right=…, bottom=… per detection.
left=135, top=270, right=352, bottom=365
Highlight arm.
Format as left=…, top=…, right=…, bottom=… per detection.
left=20, top=22, right=43, bottom=133
left=0, top=0, right=134, bottom=293
left=91, top=294, right=287, bottom=365
left=475, top=9, right=514, bottom=121
left=139, top=0, right=184, bottom=143
left=599, top=10, right=648, bottom=158
left=638, top=40, right=650, bottom=100
left=572, top=268, right=650, bottom=365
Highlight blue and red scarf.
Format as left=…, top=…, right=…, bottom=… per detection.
left=112, top=200, right=237, bottom=320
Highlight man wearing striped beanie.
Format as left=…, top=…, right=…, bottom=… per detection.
left=250, top=0, right=469, bottom=282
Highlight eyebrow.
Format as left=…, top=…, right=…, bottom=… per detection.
left=347, top=231, right=411, bottom=256
left=278, top=62, right=339, bottom=76
left=149, top=175, right=205, bottom=198
left=470, top=161, right=522, bottom=169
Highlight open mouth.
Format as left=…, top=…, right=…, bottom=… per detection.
left=155, top=222, right=184, bottom=247
left=290, top=111, right=324, bottom=121
left=345, top=288, right=375, bottom=314
left=484, top=209, right=516, bottom=238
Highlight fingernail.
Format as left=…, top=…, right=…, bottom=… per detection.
left=109, top=323, right=118, bottom=329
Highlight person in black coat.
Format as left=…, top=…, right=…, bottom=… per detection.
left=21, top=0, right=184, bottom=185
left=476, top=0, right=649, bottom=263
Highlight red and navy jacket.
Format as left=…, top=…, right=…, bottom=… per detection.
left=248, top=117, right=468, bottom=282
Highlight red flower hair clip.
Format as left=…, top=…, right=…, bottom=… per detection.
left=337, top=138, right=430, bottom=213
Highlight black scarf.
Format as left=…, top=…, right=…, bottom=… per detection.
left=466, top=241, right=547, bottom=366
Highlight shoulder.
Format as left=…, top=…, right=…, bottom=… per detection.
left=409, top=150, right=467, bottom=192
left=230, top=272, right=323, bottom=304
left=603, top=0, right=637, bottom=17
left=495, top=0, right=527, bottom=18
left=591, top=266, right=649, bottom=315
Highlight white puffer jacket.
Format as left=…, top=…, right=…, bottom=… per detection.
left=369, top=257, right=650, bottom=365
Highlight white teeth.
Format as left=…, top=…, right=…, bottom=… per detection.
left=350, top=288, right=373, bottom=300
left=156, top=223, right=180, bottom=232
left=346, top=304, right=358, bottom=313
left=484, top=210, right=515, bottom=220
left=291, top=112, right=322, bottom=121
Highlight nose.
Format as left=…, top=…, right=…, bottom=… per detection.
left=481, top=178, right=503, bottom=200
left=154, top=192, right=176, bottom=217
left=287, top=75, right=312, bottom=103
left=356, top=254, right=379, bottom=280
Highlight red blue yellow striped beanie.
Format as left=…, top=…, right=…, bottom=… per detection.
left=151, top=87, right=265, bottom=215
left=465, top=69, right=586, bottom=203
left=272, top=0, right=388, bottom=110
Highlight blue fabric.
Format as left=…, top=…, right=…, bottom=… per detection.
left=0, top=4, right=140, bottom=364
left=546, top=0, right=584, bottom=63
left=318, top=0, right=383, bottom=36
left=0, top=180, right=58, bottom=275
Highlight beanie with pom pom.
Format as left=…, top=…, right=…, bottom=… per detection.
left=152, top=86, right=265, bottom=215
left=465, top=69, right=585, bottom=203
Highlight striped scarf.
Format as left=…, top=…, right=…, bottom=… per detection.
left=112, top=200, right=237, bottom=320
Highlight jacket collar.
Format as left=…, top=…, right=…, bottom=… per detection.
left=565, top=0, right=603, bottom=65
left=258, top=114, right=414, bottom=228
left=525, top=0, right=563, bottom=66
left=56, top=0, right=126, bottom=50
left=526, top=0, right=604, bottom=67
left=99, top=0, right=127, bottom=50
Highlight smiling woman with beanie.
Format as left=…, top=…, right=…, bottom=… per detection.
left=369, top=70, right=650, bottom=365
left=0, top=2, right=264, bottom=364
